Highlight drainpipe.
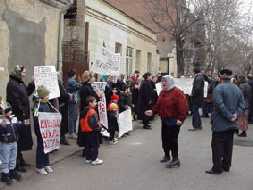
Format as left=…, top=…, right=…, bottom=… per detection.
left=56, top=10, right=64, bottom=72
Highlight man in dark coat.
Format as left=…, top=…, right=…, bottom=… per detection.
left=206, top=69, right=245, bottom=175
left=58, top=79, right=71, bottom=145
left=189, top=68, right=209, bottom=131
left=6, top=65, right=35, bottom=173
left=137, top=72, right=154, bottom=129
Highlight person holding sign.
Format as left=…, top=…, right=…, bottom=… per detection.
left=145, top=75, right=188, bottom=168
left=33, top=86, right=57, bottom=175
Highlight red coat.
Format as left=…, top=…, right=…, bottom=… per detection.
left=153, top=87, right=188, bottom=122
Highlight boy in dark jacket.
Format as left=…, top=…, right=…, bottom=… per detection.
left=107, top=103, right=119, bottom=145
left=80, top=96, right=103, bottom=166
left=0, top=105, right=22, bottom=185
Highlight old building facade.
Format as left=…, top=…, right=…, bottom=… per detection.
left=0, top=0, right=72, bottom=98
left=84, top=0, right=159, bottom=75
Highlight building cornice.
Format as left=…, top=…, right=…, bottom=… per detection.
left=86, top=6, right=157, bottom=45
left=39, top=0, right=73, bottom=9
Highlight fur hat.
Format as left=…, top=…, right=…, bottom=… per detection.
left=11, top=65, right=25, bottom=79
left=37, top=85, right=50, bottom=98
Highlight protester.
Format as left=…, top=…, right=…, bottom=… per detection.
left=110, top=87, right=120, bottom=104
left=206, top=69, right=245, bottom=175
left=237, top=75, right=252, bottom=137
left=107, top=103, right=119, bottom=145
left=33, top=86, right=57, bottom=175
left=6, top=65, right=35, bottom=173
left=116, top=74, right=127, bottom=93
left=137, top=72, right=154, bottom=130
left=119, top=86, right=132, bottom=113
left=130, top=70, right=141, bottom=120
left=67, top=70, right=80, bottom=139
left=0, top=104, right=22, bottom=185
left=58, top=77, right=71, bottom=146
left=77, top=71, right=99, bottom=157
left=145, top=75, right=188, bottom=168
left=189, top=68, right=205, bottom=131
left=80, top=96, right=103, bottom=165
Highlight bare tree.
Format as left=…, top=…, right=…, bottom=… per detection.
left=191, top=0, right=253, bottom=73
left=145, top=0, right=201, bottom=76
left=146, top=0, right=253, bottom=75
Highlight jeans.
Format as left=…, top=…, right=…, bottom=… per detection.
left=68, top=103, right=78, bottom=135
left=36, top=137, right=49, bottom=169
left=211, top=130, right=234, bottom=172
left=85, top=132, right=99, bottom=161
left=192, top=104, right=202, bottom=129
left=0, top=142, right=17, bottom=174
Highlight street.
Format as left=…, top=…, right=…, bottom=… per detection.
left=4, top=118, right=253, bottom=190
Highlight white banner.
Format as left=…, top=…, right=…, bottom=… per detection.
left=38, top=112, right=61, bottom=154
left=34, top=66, right=60, bottom=99
left=91, top=82, right=107, bottom=92
left=91, top=48, right=120, bottom=76
left=118, top=109, right=133, bottom=138
left=156, top=83, right=162, bottom=95
left=97, top=94, right=108, bottom=129
left=173, top=78, right=194, bottom=95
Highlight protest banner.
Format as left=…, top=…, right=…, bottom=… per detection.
left=38, top=112, right=61, bottom=154
left=97, top=94, right=108, bottom=129
left=34, top=66, right=60, bottom=99
left=118, top=109, right=133, bottom=138
left=173, top=78, right=194, bottom=95
left=91, top=48, right=120, bottom=76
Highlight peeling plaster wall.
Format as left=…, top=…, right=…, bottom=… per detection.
left=0, top=0, right=64, bottom=100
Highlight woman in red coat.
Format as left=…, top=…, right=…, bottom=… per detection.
left=145, top=75, right=188, bottom=168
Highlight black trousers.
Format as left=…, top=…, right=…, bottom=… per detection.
left=143, top=114, right=151, bottom=126
left=211, top=130, right=234, bottom=172
left=85, top=132, right=100, bottom=161
left=161, top=123, right=180, bottom=160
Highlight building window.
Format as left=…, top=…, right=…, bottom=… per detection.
left=115, top=42, right=122, bottom=55
left=147, top=52, right=152, bottom=72
left=126, top=47, right=133, bottom=75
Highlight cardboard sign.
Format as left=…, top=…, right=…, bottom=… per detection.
left=91, top=82, right=107, bottom=92
left=156, top=83, right=162, bottom=95
left=97, top=94, right=108, bottom=129
left=34, top=66, right=60, bottom=99
left=38, top=112, right=61, bottom=154
left=118, top=109, right=133, bottom=138
left=91, top=48, right=120, bottom=76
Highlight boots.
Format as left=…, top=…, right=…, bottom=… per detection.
left=9, top=169, right=22, bottom=181
left=166, top=159, right=180, bottom=168
left=238, top=131, right=247, bottom=137
left=1, top=173, right=13, bottom=185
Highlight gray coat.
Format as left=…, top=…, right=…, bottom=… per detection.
left=211, top=81, right=245, bottom=132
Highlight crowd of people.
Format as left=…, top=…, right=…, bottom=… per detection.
left=0, top=64, right=250, bottom=186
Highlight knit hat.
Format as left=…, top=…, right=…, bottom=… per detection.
left=109, top=103, right=119, bottom=111
left=37, top=85, right=50, bottom=98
